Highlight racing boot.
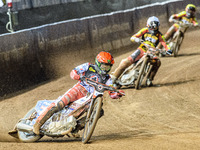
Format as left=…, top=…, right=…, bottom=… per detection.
left=71, top=116, right=86, bottom=138
left=146, top=78, right=153, bottom=87
left=33, top=100, right=65, bottom=135
left=70, top=116, right=86, bottom=138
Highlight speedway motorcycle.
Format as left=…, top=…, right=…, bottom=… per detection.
left=8, top=77, right=124, bottom=143
left=115, top=42, right=166, bottom=90
left=164, top=20, right=198, bottom=57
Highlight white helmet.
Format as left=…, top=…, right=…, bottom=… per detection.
left=147, top=16, right=160, bottom=34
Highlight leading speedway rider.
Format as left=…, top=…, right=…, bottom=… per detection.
left=33, top=51, right=125, bottom=135
left=111, top=16, right=172, bottom=87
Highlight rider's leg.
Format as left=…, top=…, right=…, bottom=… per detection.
left=111, top=58, right=132, bottom=83
left=157, top=25, right=177, bottom=49
left=33, top=83, right=87, bottom=135
left=164, top=25, right=177, bottom=41
left=111, top=49, right=144, bottom=83
left=33, top=101, right=64, bottom=135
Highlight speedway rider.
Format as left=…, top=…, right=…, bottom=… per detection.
left=111, top=16, right=172, bottom=87
left=33, top=51, right=125, bottom=135
left=157, top=4, right=198, bottom=49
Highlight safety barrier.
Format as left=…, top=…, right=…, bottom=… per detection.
left=0, top=0, right=199, bottom=97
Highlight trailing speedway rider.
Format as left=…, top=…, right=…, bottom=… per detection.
left=111, top=16, right=172, bottom=87
left=157, top=4, right=198, bottom=49
left=33, top=51, right=125, bottom=135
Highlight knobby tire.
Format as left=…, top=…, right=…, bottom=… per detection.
left=135, top=57, right=148, bottom=90
left=82, top=96, right=102, bottom=144
left=173, top=33, right=183, bottom=57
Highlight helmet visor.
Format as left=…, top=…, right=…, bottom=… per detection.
left=100, top=63, right=112, bottom=72
left=188, top=6, right=196, bottom=12
left=149, top=21, right=159, bottom=30
left=188, top=9, right=195, bottom=16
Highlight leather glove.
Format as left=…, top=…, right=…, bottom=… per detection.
left=70, top=70, right=80, bottom=80
left=134, top=37, right=142, bottom=44
left=119, top=90, right=125, bottom=96
left=110, top=90, right=125, bottom=99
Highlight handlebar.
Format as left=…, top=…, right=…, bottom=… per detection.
left=141, top=42, right=165, bottom=54
left=171, top=19, right=196, bottom=28
left=80, top=77, right=125, bottom=95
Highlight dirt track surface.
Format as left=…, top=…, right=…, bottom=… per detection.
left=1, top=29, right=200, bottom=150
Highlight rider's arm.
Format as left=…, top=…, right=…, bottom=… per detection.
left=70, top=70, right=80, bottom=80
left=130, top=28, right=147, bottom=43
left=169, top=11, right=185, bottom=22
left=106, top=77, right=125, bottom=99
left=70, top=63, right=90, bottom=80
left=158, top=34, right=170, bottom=51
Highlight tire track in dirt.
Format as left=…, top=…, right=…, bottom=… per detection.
left=1, top=30, right=200, bottom=150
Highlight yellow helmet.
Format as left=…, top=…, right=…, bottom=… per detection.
left=185, top=4, right=196, bottom=17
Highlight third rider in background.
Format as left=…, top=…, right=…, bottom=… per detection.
left=157, top=4, right=198, bottom=49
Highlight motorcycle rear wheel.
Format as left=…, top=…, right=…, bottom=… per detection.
left=82, top=96, right=102, bottom=144
left=18, top=108, right=43, bottom=142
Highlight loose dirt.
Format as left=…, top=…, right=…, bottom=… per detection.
left=1, top=29, right=200, bottom=150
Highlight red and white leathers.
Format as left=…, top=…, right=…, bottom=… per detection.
left=33, top=63, right=123, bottom=135
left=112, top=27, right=170, bottom=83
left=61, top=62, right=120, bottom=105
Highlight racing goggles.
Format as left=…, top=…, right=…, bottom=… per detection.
left=100, top=63, right=112, bottom=72
left=187, top=9, right=195, bottom=16
left=188, top=6, right=196, bottom=12
left=149, top=21, right=159, bottom=30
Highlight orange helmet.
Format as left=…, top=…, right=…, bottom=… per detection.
left=95, top=51, right=114, bottom=74
left=185, top=4, right=196, bottom=17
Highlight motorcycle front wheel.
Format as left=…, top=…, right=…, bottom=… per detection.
left=173, top=33, right=184, bottom=57
left=82, top=96, right=102, bottom=144
left=135, top=57, right=148, bottom=90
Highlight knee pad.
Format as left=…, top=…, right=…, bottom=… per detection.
left=55, top=100, right=65, bottom=110
left=119, top=58, right=132, bottom=70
